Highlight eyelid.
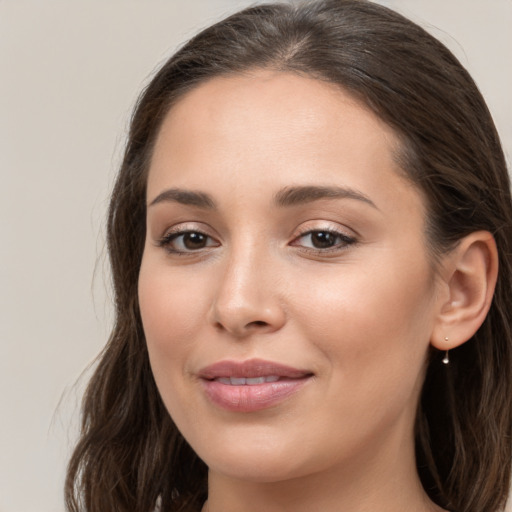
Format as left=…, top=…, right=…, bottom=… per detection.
left=289, top=222, right=358, bottom=254
left=153, top=220, right=357, bottom=256
left=156, top=222, right=220, bottom=254
left=292, top=220, right=357, bottom=239
left=158, top=222, right=217, bottom=239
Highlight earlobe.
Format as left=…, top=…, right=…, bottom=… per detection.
left=431, top=231, right=498, bottom=351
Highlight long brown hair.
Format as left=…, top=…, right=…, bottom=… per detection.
left=65, top=1, right=512, bottom=511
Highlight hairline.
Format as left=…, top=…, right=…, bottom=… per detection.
left=141, top=65, right=447, bottom=273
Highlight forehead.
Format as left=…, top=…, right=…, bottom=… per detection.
left=147, top=70, right=419, bottom=214
left=153, top=70, right=399, bottom=162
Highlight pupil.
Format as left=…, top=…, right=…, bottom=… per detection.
left=312, top=232, right=335, bottom=248
left=184, top=232, right=206, bottom=249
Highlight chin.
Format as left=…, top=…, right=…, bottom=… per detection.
left=206, top=455, right=310, bottom=484
left=192, top=430, right=330, bottom=484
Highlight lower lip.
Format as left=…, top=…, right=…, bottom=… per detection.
left=201, top=378, right=311, bottom=412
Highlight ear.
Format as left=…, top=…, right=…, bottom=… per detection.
left=431, top=231, right=498, bottom=351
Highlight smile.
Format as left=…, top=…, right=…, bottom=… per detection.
left=215, top=376, right=280, bottom=385
left=198, top=359, right=313, bottom=412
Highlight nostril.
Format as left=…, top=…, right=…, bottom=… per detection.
left=209, top=298, right=286, bottom=336
left=248, top=320, right=268, bottom=328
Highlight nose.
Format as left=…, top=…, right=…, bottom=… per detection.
left=208, top=246, right=286, bottom=338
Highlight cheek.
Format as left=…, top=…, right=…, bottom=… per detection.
left=292, top=257, right=435, bottom=391
left=139, top=260, right=210, bottom=344
left=138, top=258, right=211, bottom=393
left=137, top=262, right=208, bottom=433
left=289, top=263, right=434, bottom=453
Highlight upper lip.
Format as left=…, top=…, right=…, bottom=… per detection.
left=198, top=358, right=312, bottom=380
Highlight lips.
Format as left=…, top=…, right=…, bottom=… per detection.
left=198, top=359, right=313, bottom=412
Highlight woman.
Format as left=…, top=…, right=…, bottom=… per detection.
left=65, top=1, right=512, bottom=511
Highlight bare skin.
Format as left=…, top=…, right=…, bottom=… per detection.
left=139, top=71, right=495, bottom=512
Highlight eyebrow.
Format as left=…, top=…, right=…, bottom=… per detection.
left=148, top=185, right=377, bottom=210
left=148, top=188, right=216, bottom=209
left=273, top=185, right=378, bottom=209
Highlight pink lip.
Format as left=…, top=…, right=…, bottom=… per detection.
left=198, top=359, right=313, bottom=412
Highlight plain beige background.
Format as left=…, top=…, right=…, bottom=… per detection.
left=1, top=1, right=510, bottom=511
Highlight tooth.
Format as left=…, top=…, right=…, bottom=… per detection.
left=246, top=377, right=266, bottom=385
left=230, top=377, right=246, bottom=385
left=217, top=377, right=231, bottom=385
left=265, top=376, right=280, bottom=383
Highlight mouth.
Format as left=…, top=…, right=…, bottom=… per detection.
left=214, top=375, right=281, bottom=385
left=198, top=359, right=314, bottom=412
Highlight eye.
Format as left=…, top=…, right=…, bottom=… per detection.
left=158, top=230, right=219, bottom=254
left=291, top=229, right=356, bottom=252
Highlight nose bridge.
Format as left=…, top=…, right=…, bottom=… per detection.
left=209, top=235, right=285, bottom=336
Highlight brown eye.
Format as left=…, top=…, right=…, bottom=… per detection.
left=292, top=229, right=356, bottom=252
left=182, top=232, right=208, bottom=250
left=309, top=231, right=338, bottom=249
left=159, top=230, right=219, bottom=254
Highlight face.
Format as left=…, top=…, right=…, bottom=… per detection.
left=139, top=71, right=441, bottom=483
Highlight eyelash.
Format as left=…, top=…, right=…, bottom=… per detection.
left=290, top=228, right=357, bottom=254
left=157, top=227, right=357, bottom=256
left=157, top=229, right=219, bottom=255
